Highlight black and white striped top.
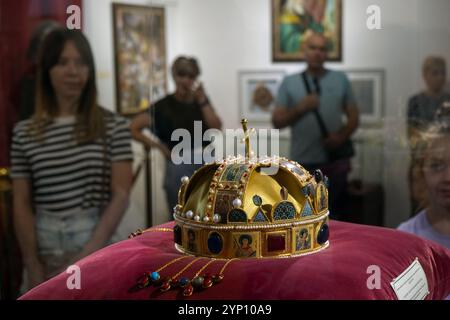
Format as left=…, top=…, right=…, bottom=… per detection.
left=10, top=109, right=133, bottom=212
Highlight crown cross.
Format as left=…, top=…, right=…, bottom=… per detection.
left=241, top=119, right=255, bottom=159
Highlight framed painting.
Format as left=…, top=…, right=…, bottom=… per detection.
left=272, top=0, right=342, bottom=62
left=346, top=69, right=385, bottom=126
left=239, top=70, right=285, bottom=123
left=112, top=3, right=167, bottom=116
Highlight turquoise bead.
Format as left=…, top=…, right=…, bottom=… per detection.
left=150, top=271, right=160, bottom=281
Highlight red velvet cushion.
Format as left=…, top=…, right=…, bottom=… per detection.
left=20, top=221, right=450, bottom=300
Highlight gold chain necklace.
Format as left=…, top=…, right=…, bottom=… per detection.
left=128, top=227, right=172, bottom=238
left=132, top=257, right=236, bottom=297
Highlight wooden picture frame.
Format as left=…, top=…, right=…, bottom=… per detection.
left=112, top=3, right=167, bottom=116
left=272, top=0, right=342, bottom=62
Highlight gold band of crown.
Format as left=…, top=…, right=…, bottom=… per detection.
left=174, top=212, right=329, bottom=259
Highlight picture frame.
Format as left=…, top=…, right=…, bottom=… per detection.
left=112, top=3, right=167, bottom=116
left=272, top=0, right=342, bottom=62
left=238, top=70, right=286, bottom=123
left=345, top=69, right=385, bottom=126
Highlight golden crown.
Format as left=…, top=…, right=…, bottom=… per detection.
left=173, top=120, right=330, bottom=259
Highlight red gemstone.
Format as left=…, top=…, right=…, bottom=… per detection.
left=183, top=284, right=193, bottom=297
left=267, top=234, right=286, bottom=252
left=160, top=280, right=171, bottom=292
left=202, top=277, right=213, bottom=288
left=212, top=274, right=224, bottom=283
left=136, top=273, right=150, bottom=288
left=171, top=279, right=180, bottom=288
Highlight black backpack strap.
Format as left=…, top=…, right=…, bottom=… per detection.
left=300, top=71, right=329, bottom=137
left=301, top=71, right=313, bottom=95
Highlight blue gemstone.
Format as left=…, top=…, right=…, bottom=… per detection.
left=314, top=169, right=323, bottom=183
left=208, top=232, right=223, bottom=254
left=317, top=224, right=329, bottom=244
left=253, top=195, right=262, bottom=206
left=179, top=277, right=190, bottom=287
left=150, top=271, right=160, bottom=281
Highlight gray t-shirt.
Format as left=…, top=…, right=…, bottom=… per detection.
left=398, top=210, right=450, bottom=249
left=276, top=70, right=355, bottom=164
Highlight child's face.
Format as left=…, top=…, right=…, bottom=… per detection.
left=423, top=136, right=450, bottom=210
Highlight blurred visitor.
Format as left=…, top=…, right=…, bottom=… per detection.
left=407, top=56, right=450, bottom=216
left=130, top=56, right=222, bottom=219
left=272, top=32, right=359, bottom=220
left=10, top=28, right=133, bottom=289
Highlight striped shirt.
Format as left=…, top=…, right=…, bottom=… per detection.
left=10, top=109, right=133, bottom=212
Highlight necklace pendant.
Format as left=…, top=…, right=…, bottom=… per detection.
left=150, top=271, right=160, bottom=281
left=191, top=276, right=205, bottom=288
left=182, top=284, right=194, bottom=297
left=212, top=274, right=224, bottom=283
left=202, top=275, right=213, bottom=288
left=159, top=278, right=172, bottom=292
left=136, top=272, right=151, bottom=288
left=179, top=277, right=190, bottom=288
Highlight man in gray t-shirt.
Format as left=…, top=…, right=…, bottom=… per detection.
left=272, top=33, right=359, bottom=219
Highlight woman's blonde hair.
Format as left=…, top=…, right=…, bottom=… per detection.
left=412, top=103, right=450, bottom=210
left=422, top=56, right=446, bottom=75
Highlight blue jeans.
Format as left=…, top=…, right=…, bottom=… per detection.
left=36, top=207, right=100, bottom=277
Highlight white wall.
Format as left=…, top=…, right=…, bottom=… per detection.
left=83, top=0, right=450, bottom=237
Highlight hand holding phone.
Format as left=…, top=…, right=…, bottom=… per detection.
left=193, top=81, right=208, bottom=105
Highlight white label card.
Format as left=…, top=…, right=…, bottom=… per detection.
left=390, top=258, right=429, bottom=300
